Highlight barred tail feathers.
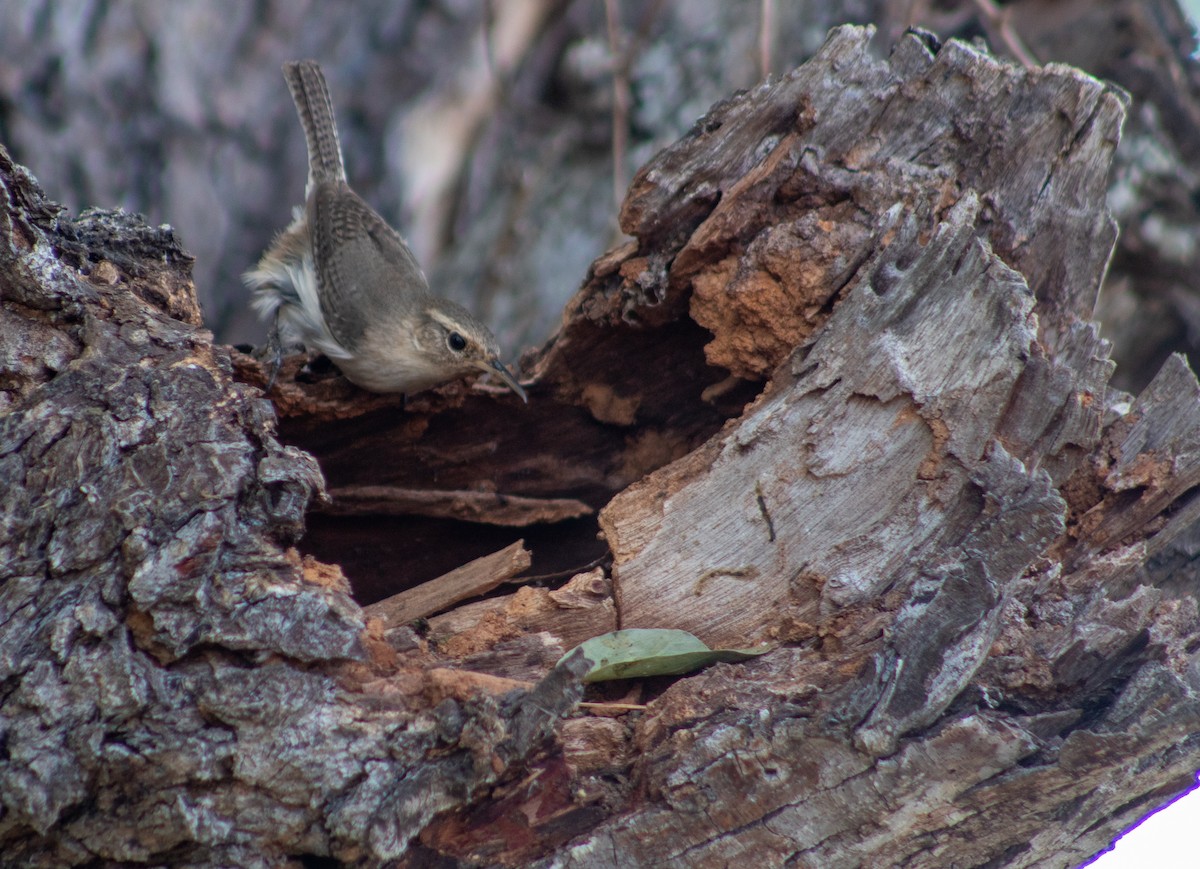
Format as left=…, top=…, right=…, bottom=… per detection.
left=282, top=60, right=346, bottom=193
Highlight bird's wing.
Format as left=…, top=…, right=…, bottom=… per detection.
left=308, top=181, right=430, bottom=351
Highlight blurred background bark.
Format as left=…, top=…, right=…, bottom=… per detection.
left=2, top=0, right=1197, bottom=394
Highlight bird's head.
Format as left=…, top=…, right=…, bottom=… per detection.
left=415, top=300, right=528, bottom=402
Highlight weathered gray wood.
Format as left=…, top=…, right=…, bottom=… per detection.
left=535, top=27, right=1199, bottom=868
left=603, top=24, right=1119, bottom=652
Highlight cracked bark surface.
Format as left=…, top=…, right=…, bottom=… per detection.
left=3, top=22, right=1200, bottom=869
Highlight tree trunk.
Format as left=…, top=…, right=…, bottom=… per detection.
left=3, top=20, right=1200, bottom=869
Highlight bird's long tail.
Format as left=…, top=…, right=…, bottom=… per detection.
left=282, top=60, right=347, bottom=195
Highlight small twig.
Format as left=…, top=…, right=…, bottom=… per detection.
left=598, top=0, right=665, bottom=221
left=971, top=0, right=1040, bottom=69
left=320, top=485, right=592, bottom=526
left=480, top=0, right=515, bottom=107
left=758, top=0, right=776, bottom=80
left=363, top=540, right=531, bottom=628
left=506, top=552, right=612, bottom=585
left=605, top=0, right=631, bottom=212
left=903, top=0, right=931, bottom=29
left=482, top=0, right=497, bottom=81
left=579, top=701, right=649, bottom=712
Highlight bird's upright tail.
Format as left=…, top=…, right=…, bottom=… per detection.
left=282, top=60, right=347, bottom=195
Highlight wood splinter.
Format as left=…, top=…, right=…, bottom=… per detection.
left=322, top=485, right=593, bottom=526
left=363, top=540, right=532, bottom=629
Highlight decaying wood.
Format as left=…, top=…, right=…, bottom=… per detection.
left=322, top=484, right=592, bottom=525
left=0, top=144, right=589, bottom=867
left=427, top=568, right=617, bottom=665
left=4, top=19, right=1200, bottom=869
left=364, top=540, right=532, bottom=629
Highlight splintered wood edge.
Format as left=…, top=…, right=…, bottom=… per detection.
left=362, top=539, right=532, bottom=628
left=321, top=485, right=593, bottom=526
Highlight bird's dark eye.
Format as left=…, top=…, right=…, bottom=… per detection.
left=448, top=331, right=467, bottom=352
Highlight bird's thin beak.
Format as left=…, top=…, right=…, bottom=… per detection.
left=485, top=357, right=528, bottom=403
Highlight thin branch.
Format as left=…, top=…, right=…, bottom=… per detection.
left=605, top=0, right=631, bottom=213
left=363, top=540, right=531, bottom=628
left=972, top=0, right=1040, bottom=68
left=759, top=0, right=776, bottom=79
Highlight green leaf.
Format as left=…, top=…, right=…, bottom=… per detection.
left=561, top=628, right=770, bottom=683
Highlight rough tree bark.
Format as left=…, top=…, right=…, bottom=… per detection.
left=3, top=22, right=1200, bottom=869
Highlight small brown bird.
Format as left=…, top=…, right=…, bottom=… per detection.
left=244, top=60, right=526, bottom=400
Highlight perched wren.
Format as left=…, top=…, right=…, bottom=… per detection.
left=244, top=60, right=526, bottom=400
